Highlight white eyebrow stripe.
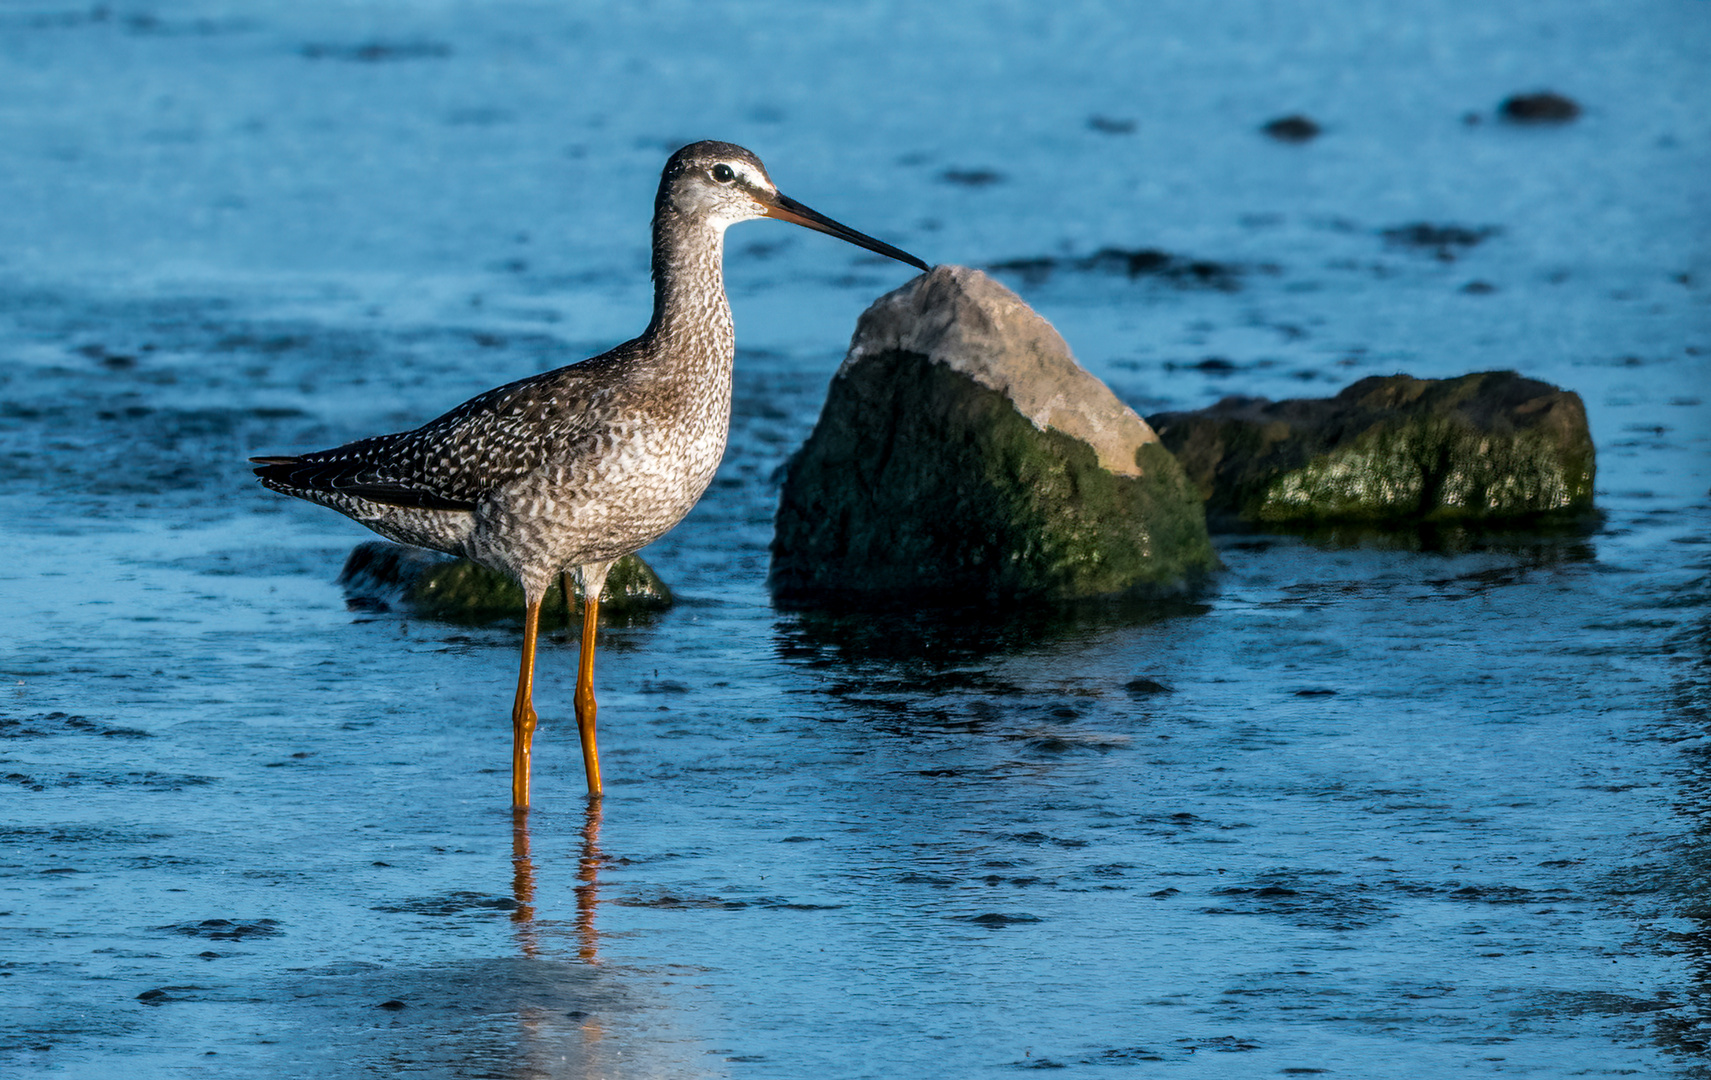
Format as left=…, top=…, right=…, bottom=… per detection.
left=732, top=162, right=770, bottom=189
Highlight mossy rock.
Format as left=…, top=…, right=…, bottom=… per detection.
left=339, top=541, right=672, bottom=627
left=1147, top=371, right=1596, bottom=529
left=770, top=266, right=1216, bottom=604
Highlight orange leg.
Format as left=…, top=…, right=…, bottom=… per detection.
left=511, top=596, right=542, bottom=808
left=575, top=591, right=603, bottom=797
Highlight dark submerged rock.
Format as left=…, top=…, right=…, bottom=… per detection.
left=158, top=918, right=283, bottom=940
left=1380, top=223, right=1500, bottom=261
left=1124, top=677, right=1172, bottom=695
left=339, top=542, right=672, bottom=627
left=1261, top=114, right=1321, bottom=142
left=1499, top=91, right=1581, bottom=123
left=770, top=266, right=1216, bottom=605
left=1146, top=371, right=1596, bottom=530
left=989, top=247, right=1241, bottom=290
left=940, top=168, right=1005, bottom=187
left=299, top=41, right=452, bottom=63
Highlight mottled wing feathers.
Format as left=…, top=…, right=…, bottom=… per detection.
left=251, top=353, right=627, bottom=511
left=250, top=440, right=480, bottom=511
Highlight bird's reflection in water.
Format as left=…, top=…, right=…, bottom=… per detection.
left=510, top=803, right=609, bottom=1076
left=511, top=807, right=541, bottom=956
left=573, top=802, right=604, bottom=963
left=510, top=803, right=605, bottom=963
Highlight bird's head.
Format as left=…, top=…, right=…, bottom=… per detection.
left=658, top=141, right=928, bottom=271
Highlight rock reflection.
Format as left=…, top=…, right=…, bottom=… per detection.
left=775, top=595, right=1205, bottom=667
left=1230, top=518, right=1601, bottom=556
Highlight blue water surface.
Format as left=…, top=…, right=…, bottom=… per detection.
left=1, top=2, right=1708, bottom=1077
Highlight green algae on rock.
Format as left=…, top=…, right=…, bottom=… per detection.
left=770, top=266, right=1216, bottom=604
left=1147, top=371, right=1595, bottom=529
left=339, top=541, right=672, bottom=626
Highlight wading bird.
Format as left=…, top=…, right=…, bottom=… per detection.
left=253, top=141, right=927, bottom=806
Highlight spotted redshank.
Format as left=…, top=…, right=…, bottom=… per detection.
left=253, top=141, right=927, bottom=806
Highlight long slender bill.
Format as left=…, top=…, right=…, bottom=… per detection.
left=763, top=193, right=929, bottom=272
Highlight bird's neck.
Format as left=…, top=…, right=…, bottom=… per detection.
left=644, top=210, right=735, bottom=368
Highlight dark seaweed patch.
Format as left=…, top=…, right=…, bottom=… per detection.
left=158, top=918, right=283, bottom=941
left=0, top=712, right=149, bottom=740
left=1380, top=223, right=1501, bottom=261
left=940, top=168, right=1005, bottom=187
left=1087, top=116, right=1137, bottom=135
left=998, top=831, right=1089, bottom=848
left=300, top=41, right=451, bottom=62
left=373, top=892, right=517, bottom=916
left=957, top=912, right=1043, bottom=926
left=1202, top=879, right=1390, bottom=930
left=1262, top=115, right=1321, bottom=142
left=611, top=892, right=748, bottom=910
left=989, top=248, right=1241, bottom=290
left=1177, top=1035, right=1261, bottom=1052
left=1499, top=91, right=1581, bottom=123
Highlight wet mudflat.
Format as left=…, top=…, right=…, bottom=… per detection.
left=2, top=1, right=1708, bottom=1077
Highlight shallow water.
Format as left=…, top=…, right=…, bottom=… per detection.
left=2, top=1, right=1709, bottom=1077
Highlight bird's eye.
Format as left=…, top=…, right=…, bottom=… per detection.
left=711, top=164, right=736, bottom=184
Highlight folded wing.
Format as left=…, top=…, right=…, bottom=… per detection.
left=252, top=360, right=618, bottom=512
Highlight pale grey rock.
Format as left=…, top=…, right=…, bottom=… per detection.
left=771, top=266, right=1215, bottom=604
left=844, top=265, right=1160, bottom=477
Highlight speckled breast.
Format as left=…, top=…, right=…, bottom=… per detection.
left=466, top=392, right=732, bottom=593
